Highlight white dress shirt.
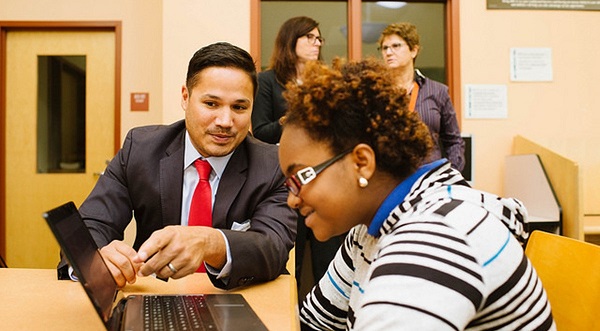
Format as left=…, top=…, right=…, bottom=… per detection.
left=182, top=132, right=233, bottom=279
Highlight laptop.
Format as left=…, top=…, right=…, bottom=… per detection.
left=43, top=201, right=269, bottom=331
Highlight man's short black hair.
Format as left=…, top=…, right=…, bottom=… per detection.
left=186, top=42, right=258, bottom=96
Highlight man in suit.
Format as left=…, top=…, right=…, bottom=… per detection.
left=58, top=42, right=297, bottom=290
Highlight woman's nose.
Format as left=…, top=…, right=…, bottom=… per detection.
left=287, top=192, right=301, bottom=209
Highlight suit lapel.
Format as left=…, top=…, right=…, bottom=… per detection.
left=213, top=139, right=249, bottom=229
left=160, top=131, right=185, bottom=227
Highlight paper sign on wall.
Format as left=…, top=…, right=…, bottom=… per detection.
left=464, top=84, right=507, bottom=119
left=510, top=48, right=553, bottom=82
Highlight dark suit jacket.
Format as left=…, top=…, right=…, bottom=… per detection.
left=251, top=70, right=287, bottom=144
left=59, top=120, right=297, bottom=289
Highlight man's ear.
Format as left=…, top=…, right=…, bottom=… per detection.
left=181, top=85, right=189, bottom=111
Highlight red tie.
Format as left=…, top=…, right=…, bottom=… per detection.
left=188, top=159, right=212, bottom=272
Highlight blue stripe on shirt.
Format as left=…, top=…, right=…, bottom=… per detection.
left=327, top=270, right=350, bottom=299
left=483, top=230, right=511, bottom=267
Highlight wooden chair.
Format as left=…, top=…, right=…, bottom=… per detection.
left=525, top=230, right=600, bottom=330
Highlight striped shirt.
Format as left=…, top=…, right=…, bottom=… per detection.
left=300, top=160, right=555, bottom=330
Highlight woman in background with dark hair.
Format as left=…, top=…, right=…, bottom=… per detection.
left=252, top=16, right=323, bottom=143
left=252, top=16, right=344, bottom=293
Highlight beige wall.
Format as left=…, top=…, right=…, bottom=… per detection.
left=161, top=0, right=250, bottom=124
left=2, top=1, right=598, bottom=216
left=459, top=5, right=600, bottom=218
left=1, top=0, right=164, bottom=141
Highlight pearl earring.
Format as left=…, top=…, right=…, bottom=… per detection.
left=358, top=177, right=369, bottom=188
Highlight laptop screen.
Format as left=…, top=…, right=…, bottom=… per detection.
left=43, top=202, right=118, bottom=324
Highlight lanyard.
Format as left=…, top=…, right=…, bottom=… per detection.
left=408, top=81, right=420, bottom=112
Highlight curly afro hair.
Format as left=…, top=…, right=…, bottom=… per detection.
left=282, top=57, right=433, bottom=179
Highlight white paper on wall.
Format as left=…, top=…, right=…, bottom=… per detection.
left=510, top=47, right=553, bottom=82
left=464, top=84, right=508, bottom=119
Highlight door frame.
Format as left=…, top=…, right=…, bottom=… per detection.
left=250, top=0, right=461, bottom=118
left=0, top=21, right=122, bottom=259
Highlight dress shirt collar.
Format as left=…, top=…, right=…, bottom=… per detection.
left=184, top=131, right=232, bottom=180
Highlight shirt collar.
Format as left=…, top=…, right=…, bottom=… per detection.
left=414, top=68, right=426, bottom=87
left=367, top=158, right=447, bottom=237
left=184, top=131, right=232, bottom=179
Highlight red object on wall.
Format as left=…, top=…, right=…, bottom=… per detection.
left=130, top=92, right=149, bottom=111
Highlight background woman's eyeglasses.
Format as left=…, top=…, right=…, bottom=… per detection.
left=305, top=33, right=324, bottom=45
left=378, top=42, right=405, bottom=53
left=284, top=149, right=352, bottom=196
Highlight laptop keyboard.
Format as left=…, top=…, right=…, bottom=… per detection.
left=143, top=295, right=216, bottom=330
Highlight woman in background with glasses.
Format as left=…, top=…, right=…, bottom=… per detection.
left=251, top=16, right=345, bottom=295
left=279, top=58, right=554, bottom=330
left=379, top=22, right=465, bottom=172
left=252, top=16, right=324, bottom=144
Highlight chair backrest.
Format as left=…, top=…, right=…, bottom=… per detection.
left=525, top=230, right=600, bottom=330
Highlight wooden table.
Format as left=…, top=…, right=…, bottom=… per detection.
left=0, top=268, right=299, bottom=330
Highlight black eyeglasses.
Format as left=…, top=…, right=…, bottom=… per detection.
left=284, top=149, right=352, bottom=196
left=378, top=42, right=405, bottom=52
left=305, top=33, right=325, bottom=45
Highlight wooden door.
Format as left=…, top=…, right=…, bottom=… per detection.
left=4, top=29, right=117, bottom=268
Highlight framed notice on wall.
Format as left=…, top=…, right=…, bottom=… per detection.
left=488, top=0, right=600, bottom=10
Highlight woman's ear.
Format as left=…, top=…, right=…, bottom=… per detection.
left=411, top=45, right=420, bottom=59
left=351, top=143, right=376, bottom=180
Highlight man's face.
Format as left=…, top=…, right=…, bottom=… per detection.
left=181, top=67, right=254, bottom=157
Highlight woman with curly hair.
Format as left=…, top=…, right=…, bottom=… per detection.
left=279, top=58, right=554, bottom=330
